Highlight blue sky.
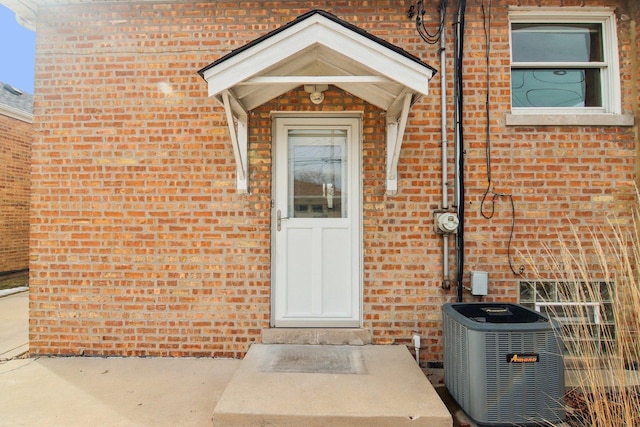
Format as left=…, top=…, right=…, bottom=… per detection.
left=0, top=5, right=36, bottom=94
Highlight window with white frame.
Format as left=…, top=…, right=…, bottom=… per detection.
left=509, top=9, right=621, bottom=116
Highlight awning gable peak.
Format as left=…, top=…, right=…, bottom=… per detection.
left=198, top=10, right=435, bottom=194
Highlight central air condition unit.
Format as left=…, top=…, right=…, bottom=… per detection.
left=443, top=303, right=565, bottom=426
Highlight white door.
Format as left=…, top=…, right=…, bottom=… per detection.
left=273, top=116, right=361, bottom=327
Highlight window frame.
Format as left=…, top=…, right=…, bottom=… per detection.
left=508, top=8, right=621, bottom=117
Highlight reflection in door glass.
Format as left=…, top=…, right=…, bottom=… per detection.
left=288, top=129, right=348, bottom=218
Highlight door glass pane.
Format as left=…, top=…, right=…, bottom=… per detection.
left=288, top=129, right=348, bottom=218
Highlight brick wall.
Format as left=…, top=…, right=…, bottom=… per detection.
left=0, top=113, right=30, bottom=273
left=630, top=0, right=640, bottom=176
left=30, top=0, right=637, bottom=360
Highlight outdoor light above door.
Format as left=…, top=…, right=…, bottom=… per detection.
left=304, top=85, right=328, bottom=104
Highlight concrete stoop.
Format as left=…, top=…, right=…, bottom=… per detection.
left=212, top=344, right=452, bottom=427
left=262, top=327, right=372, bottom=345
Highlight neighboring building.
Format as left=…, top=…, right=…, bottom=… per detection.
left=0, top=0, right=637, bottom=362
left=0, top=82, right=32, bottom=275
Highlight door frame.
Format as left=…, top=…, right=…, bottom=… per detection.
left=270, top=112, right=363, bottom=327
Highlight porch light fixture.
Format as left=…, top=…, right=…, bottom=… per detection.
left=304, top=84, right=328, bottom=104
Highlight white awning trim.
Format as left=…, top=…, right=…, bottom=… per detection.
left=386, top=92, right=413, bottom=195
left=199, top=10, right=434, bottom=194
left=222, top=91, right=248, bottom=193
left=237, top=76, right=393, bottom=85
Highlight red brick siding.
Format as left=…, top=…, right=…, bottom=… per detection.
left=631, top=0, right=640, bottom=177
left=0, top=113, right=30, bottom=273
left=30, top=1, right=637, bottom=360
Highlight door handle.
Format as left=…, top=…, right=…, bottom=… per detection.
left=277, top=209, right=289, bottom=231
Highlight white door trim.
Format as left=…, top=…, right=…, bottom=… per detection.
left=271, top=113, right=362, bottom=327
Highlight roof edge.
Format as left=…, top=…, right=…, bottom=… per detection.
left=198, top=9, right=436, bottom=79
left=0, top=104, right=33, bottom=123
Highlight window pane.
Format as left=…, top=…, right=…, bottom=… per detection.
left=512, top=23, right=603, bottom=63
left=288, top=129, right=348, bottom=219
left=511, top=68, right=602, bottom=107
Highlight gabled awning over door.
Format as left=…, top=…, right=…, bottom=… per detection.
left=198, top=9, right=435, bottom=194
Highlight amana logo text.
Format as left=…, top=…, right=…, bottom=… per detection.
left=506, top=353, right=539, bottom=363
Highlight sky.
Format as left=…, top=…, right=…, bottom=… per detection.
left=0, top=5, right=36, bottom=94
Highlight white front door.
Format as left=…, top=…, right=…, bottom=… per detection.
left=273, top=116, right=361, bottom=327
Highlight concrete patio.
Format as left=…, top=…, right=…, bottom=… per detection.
left=0, top=345, right=451, bottom=427
left=7, top=290, right=635, bottom=426
left=0, top=356, right=240, bottom=426
left=0, top=291, right=452, bottom=426
left=212, top=343, right=452, bottom=427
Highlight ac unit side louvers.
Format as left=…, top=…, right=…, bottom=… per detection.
left=443, top=303, right=565, bottom=426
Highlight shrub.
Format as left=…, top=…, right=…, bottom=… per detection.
left=533, top=190, right=640, bottom=426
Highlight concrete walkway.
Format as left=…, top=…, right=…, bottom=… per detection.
left=0, top=290, right=28, bottom=360
left=0, top=292, right=242, bottom=426
left=0, top=357, right=240, bottom=426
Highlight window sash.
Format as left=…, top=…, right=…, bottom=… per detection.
left=511, top=23, right=603, bottom=63
left=511, top=68, right=603, bottom=108
left=512, top=62, right=605, bottom=68
left=508, top=8, right=620, bottom=115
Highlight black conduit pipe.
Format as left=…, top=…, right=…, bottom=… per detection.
left=454, top=0, right=466, bottom=303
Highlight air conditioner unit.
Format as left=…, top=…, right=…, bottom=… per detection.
left=443, top=303, right=565, bottom=426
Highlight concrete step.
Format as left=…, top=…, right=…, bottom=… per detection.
left=212, top=344, right=452, bottom=426
left=262, top=328, right=372, bottom=345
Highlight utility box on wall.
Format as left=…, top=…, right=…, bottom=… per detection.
left=442, top=303, right=565, bottom=426
left=470, top=271, right=488, bottom=296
